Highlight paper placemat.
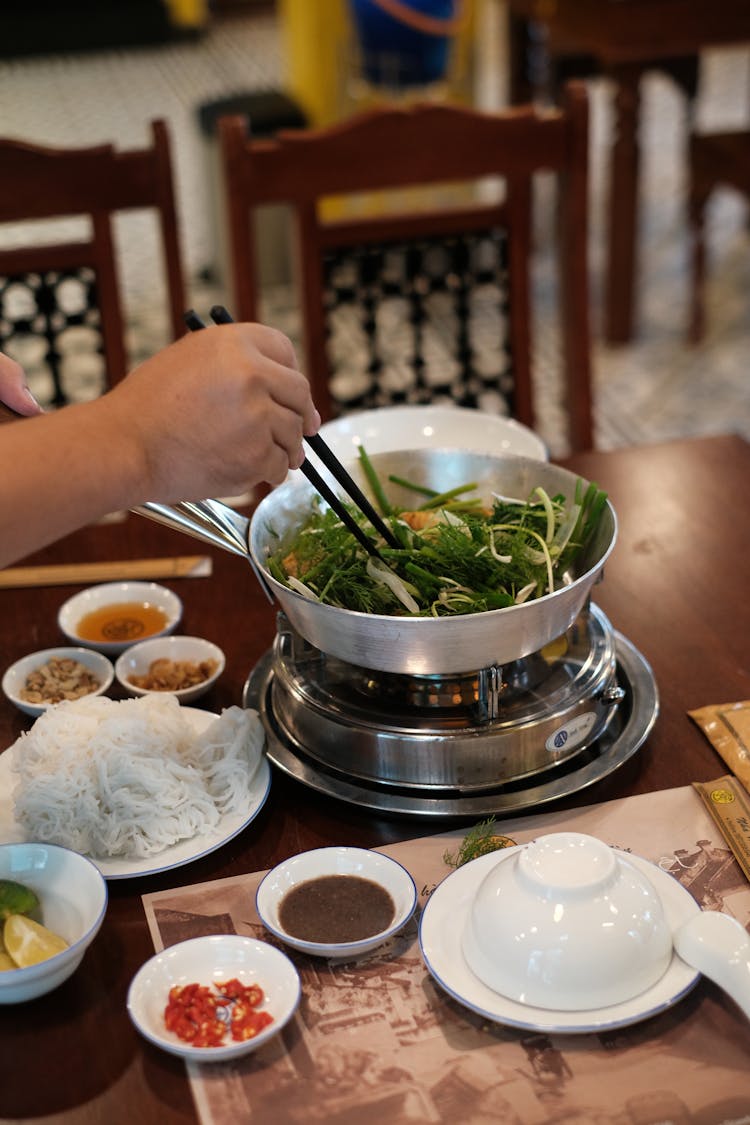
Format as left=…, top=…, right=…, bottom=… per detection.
left=142, top=784, right=750, bottom=1124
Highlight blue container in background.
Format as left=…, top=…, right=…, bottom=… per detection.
left=349, top=0, right=459, bottom=89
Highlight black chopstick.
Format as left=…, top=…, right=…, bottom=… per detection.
left=207, top=306, right=400, bottom=555
left=184, top=309, right=388, bottom=561
left=303, top=433, right=401, bottom=549
left=184, top=308, right=207, bottom=331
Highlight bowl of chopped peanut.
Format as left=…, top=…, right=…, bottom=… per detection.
left=2, top=647, right=115, bottom=717
left=114, top=635, right=225, bottom=704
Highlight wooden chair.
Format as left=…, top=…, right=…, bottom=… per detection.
left=0, top=120, right=186, bottom=406
left=218, top=81, right=594, bottom=453
left=507, top=5, right=701, bottom=347
left=687, top=128, right=750, bottom=343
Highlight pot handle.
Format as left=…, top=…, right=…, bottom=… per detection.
left=134, top=498, right=275, bottom=604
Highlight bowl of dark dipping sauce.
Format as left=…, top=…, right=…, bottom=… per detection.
left=256, top=846, right=418, bottom=959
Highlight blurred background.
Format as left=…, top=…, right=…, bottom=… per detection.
left=1, top=0, right=748, bottom=455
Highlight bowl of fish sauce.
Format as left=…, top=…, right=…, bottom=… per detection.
left=58, top=582, right=183, bottom=656
left=255, top=846, right=418, bottom=959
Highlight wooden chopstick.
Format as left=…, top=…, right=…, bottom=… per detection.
left=0, top=555, right=212, bottom=589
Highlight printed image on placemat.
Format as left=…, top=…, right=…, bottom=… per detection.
left=141, top=786, right=750, bottom=1125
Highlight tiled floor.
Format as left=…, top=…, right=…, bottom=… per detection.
left=2, top=10, right=749, bottom=455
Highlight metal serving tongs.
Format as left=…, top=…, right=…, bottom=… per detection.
left=135, top=496, right=276, bottom=603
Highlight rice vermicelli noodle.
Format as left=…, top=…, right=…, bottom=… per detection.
left=11, top=693, right=264, bottom=858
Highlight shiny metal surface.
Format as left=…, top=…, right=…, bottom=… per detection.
left=267, top=606, right=621, bottom=790
left=135, top=499, right=274, bottom=602
left=249, top=451, right=617, bottom=675
left=244, top=630, right=658, bottom=819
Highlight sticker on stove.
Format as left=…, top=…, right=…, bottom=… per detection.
left=546, top=711, right=598, bottom=753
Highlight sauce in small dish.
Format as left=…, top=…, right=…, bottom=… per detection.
left=58, top=582, right=182, bottom=656
left=75, top=602, right=170, bottom=644
left=278, top=875, right=395, bottom=944
left=256, top=846, right=417, bottom=959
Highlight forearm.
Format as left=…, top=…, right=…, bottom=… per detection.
left=0, top=398, right=144, bottom=568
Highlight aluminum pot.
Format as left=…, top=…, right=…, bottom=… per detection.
left=248, top=450, right=617, bottom=675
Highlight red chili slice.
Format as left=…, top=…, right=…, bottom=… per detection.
left=164, top=979, right=273, bottom=1048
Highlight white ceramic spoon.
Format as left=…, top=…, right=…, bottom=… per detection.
left=673, top=910, right=750, bottom=1020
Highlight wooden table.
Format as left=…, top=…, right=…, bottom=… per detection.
left=506, top=0, right=750, bottom=344
left=1, top=433, right=749, bottom=1123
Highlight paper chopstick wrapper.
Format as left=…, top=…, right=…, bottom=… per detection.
left=689, top=701, right=750, bottom=882
left=689, top=700, right=750, bottom=791
left=0, top=555, right=212, bottom=589
left=693, top=775, right=750, bottom=884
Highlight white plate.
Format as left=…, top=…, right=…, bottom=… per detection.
left=315, top=404, right=548, bottom=466
left=419, top=849, right=702, bottom=1035
left=128, top=935, right=300, bottom=1063
left=0, top=708, right=271, bottom=881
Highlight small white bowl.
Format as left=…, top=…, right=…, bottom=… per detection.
left=115, top=636, right=225, bottom=704
left=462, top=832, right=673, bottom=1012
left=127, top=935, right=300, bottom=1062
left=0, top=842, right=108, bottom=1004
left=58, top=581, right=182, bottom=656
left=2, top=647, right=114, bottom=717
left=256, top=846, right=418, bottom=959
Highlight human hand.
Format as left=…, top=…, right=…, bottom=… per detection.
left=0, top=352, right=43, bottom=417
left=102, top=321, right=321, bottom=502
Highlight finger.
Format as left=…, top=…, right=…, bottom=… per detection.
left=0, top=353, right=42, bottom=416
left=242, top=322, right=299, bottom=371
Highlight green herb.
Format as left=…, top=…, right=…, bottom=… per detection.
left=358, top=445, right=392, bottom=515
left=267, top=452, right=609, bottom=618
left=443, top=819, right=517, bottom=868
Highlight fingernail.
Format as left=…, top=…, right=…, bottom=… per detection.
left=23, top=386, right=42, bottom=411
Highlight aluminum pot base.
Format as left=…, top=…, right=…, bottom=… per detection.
left=268, top=605, right=622, bottom=791
left=243, top=627, right=658, bottom=819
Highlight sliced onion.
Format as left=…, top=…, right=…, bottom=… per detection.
left=287, top=576, right=320, bottom=601
left=515, top=582, right=538, bottom=604
left=366, top=558, right=420, bottom=614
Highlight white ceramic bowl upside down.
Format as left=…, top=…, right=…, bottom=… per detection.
left=462, top=832, right=674, bottom=1011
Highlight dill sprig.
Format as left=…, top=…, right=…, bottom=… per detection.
left=443, top=818, right=517, bottom=868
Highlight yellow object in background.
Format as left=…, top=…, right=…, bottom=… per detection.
left=163, top=0, right=210, bottom=30
left=279, top=0, right=349, bottom=126
left=278, top=0, right=476, bottom=127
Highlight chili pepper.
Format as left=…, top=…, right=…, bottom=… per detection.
left=164, top=978, right=272, bottom=1048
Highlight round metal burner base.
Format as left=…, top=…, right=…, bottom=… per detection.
left=243, top=633, right=658, bottom=819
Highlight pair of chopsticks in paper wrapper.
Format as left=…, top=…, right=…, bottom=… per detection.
left=690, top=700, right=750, bottom=883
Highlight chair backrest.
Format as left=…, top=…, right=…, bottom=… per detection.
left=218, top=81, right=593, bottom=453
left=0, top=119, right=186, bottom=406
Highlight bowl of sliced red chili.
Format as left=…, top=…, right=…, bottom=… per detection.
left=126, top=935, right=300, bottom=1062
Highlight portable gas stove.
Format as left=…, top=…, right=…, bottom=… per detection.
left=243, top=604, right=658, bottom=818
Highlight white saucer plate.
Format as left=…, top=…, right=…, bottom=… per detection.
left=0, top=707, right=271, bottom=880
left=419, top=847, right=702, bottom=1034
